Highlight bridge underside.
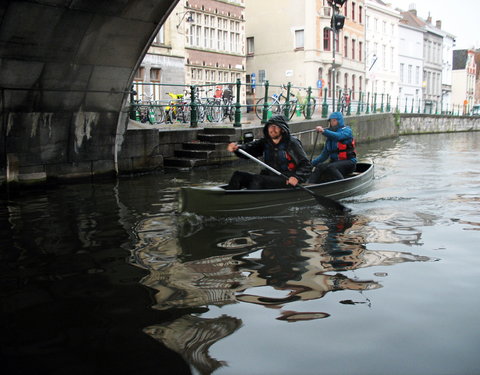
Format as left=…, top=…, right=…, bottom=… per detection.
left=0, top=0, right=178, bottom=186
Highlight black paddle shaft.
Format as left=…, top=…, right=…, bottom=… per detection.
left=236, top=148, right=349, bottom=212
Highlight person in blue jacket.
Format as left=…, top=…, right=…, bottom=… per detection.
left=308, top=111, right=357, bottom=183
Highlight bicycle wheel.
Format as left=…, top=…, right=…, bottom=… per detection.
left=153, top=105, right=165, bottom=124
left=254, top=98, right=265, bottom=120
left=207, top=99, right=222, bottom=122
left=139, top=106, right=149, bottom=123
left=279, top=96, right=297, bottom=120
left=195, top=102, right=206, bottom=123
left=181, top=104, right=190, bottom=123
left=255, top=97, right=280, bottom=120
left=303, top=97, right=317, bottom=118
left=223, top=99, right=234, bottom=122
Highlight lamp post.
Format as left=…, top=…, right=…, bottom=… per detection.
left=176, top=11, right=194, bottom=29
left=328, top=0, right=347, bottom=114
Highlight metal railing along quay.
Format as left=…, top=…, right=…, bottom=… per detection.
left=129, top=80, right=479, bottom=129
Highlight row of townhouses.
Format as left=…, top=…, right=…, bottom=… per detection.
left=134, top=0, right=478, bottom=113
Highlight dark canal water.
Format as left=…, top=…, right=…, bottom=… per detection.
left=1, top=132, right=479, bottom=375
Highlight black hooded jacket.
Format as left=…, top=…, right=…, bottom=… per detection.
left=235, top=115, right=312, bottom=182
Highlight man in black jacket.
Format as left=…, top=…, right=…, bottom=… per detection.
left=226, top=114, right=312, bottom=190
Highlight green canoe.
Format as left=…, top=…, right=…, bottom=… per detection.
left=178, top=162, right=374, bottom=217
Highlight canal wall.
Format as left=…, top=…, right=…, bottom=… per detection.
left=4, top=113, right=479, bottom=183
left=398, top=114, right=480, bottom=134
left=117, top=113, right=397, bottom=173
left=117, top=113, right=480, bottom=174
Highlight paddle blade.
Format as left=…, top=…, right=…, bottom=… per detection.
left=312, top=193, right=350, bottom=213
left=300, top=185, right=350, bottom=212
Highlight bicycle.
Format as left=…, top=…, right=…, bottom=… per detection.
left=184, top=87, right=207, bottom=123
left=164, top=92, right=189, bottom=123
left=205, top=85, right=235, bottom=122
left=221, top=86, right=235, bottom=122
left=133, top=96, right=165, bottom=125
left=205, top=87, right=223, bottom=122
left=296, top=92, right=317, bottom=118
left=254, top=85, right=297, bottom=120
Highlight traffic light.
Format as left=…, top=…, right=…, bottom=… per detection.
left=327, top=0, right=348, bottom=7
left=331, top=13, right=345, bottom=30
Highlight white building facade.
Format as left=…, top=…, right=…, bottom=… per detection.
left=438, top=25, right=456, bottom=113
left=398, top=16, right=424, bottom=112
left=364, top=0, right=402, bottom=110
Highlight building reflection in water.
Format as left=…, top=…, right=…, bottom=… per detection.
left=131, top=212, right=436, bottom=374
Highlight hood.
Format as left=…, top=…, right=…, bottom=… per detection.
left=328, top=111, right=345, bottom=129
left=263, top=114, right=290, bottom=138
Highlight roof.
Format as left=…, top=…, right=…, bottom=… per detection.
left=400, top=9, right=426, bottom=28
left=453, top=50, right=468, bottom=70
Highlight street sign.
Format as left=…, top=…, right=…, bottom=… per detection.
left=251, top=73, right=256, bottom=88
left=317, top=79, right=323, bottom=89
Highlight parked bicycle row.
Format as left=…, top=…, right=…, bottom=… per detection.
left=130, top=81, right=320, bottom=126
left=131, top=85, right=236, bottom=125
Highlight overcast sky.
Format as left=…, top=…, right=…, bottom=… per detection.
left=387, top=0, right=479, bottom=49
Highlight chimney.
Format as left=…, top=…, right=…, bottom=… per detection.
left=408, top=3, right=417, bottom=15
left=436, top=20, right=442, bottom=29
left=426, top=15, right=432, bottom=23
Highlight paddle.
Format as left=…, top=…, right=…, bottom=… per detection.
left=237, top=148, right=350, bottom=212
left=310, top=131, right=319, bottom=162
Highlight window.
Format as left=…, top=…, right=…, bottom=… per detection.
left=344, top=36, right=348, bottom=57
left=295, top=29, right=304, bottom=49
left=391, top=47, right=394, bottom=70
left=247, top=37, right=254, bottom=55
left=352, top=75, right=356, bottom=99
left=152, top=26, right=165, bottom=45
left=150, top=68, right=161, bottom=82
left=382, top=45, right=386, bottom=69
left=408, top=65, right=412, bottom=84
left=359, top=41, right=363, bottom=62
left=328, top=68, right=332, bottom=96
left=134, top=67, right=145, bottom=81
left=359, top=6, right=363, bottom=23
left=259, top=69, right=266, bottom=83
left=352, top=39, right=356, bottom=60
left=400, top=63, right=404, bottom=82
left=323, top=28, right=331, bottom=51
left=416, top=66, right=420, bottom=84
left=352, top=2, right=355, bottom=20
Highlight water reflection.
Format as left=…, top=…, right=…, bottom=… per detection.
left=132, top=211, right=436, bottom=374
left=145, top=315, right=242, bottom=375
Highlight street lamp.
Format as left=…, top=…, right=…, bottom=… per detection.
left=328, top=0, right=347, bottom=113
left=176, top=11, right=194, bottom=28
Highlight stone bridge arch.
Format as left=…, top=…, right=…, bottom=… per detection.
left=0, top=0, right=179, bottom=185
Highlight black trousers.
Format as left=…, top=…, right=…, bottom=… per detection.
left=226, top=171, right=288, bottom=190
left=308, top=160, right=356, bottom=183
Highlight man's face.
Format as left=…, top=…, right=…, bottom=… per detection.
left=328, top=118, right=338, bottom=128
left=268, top=124, right=283, bottom=140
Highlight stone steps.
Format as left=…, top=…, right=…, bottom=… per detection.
left=163, top=127, right=239, bottom=169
